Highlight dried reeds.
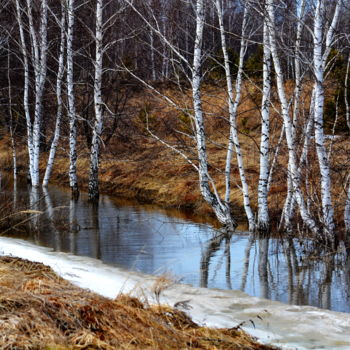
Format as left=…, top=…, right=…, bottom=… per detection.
left=0, top=256, right=276, bottom=350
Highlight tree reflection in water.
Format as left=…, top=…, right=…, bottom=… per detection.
left=2, top=182, right=350, bottom=313
left=199, top=232, right=350, bottom=311
left=200, top=233, right=231, bottom=288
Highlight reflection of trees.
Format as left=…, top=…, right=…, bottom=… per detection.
left=283, top=239, right=336, bottom=309
left=28, top=186, right=40, bottom=243
left=319, top=255, right=334, bottom=309
left=258, top=238, right=269, bottom=299
left=69, top=199, right=78, bottom=254
left=89, top=202, right=101, bottom=259
left=225, top=238, right=232, bottom=289
left=285, top=238, right=304, bottom=305
left=13, top=179, right=17, bottom=210
left=240, top=236, right=254, bottom=291
left=43, top=187, right=61, bottom=251
left=200, top=233, right=231, bottom=288
left=343, top=251, right=350, bottom=305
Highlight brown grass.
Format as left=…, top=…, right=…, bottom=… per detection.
left=1, top=80, right=349, bottom=229
left=0, top=256, right=277, bottom=350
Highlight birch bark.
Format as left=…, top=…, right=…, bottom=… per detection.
left=67, top=0, right=79, bottom=199
left=312, top=0, right=341, bottom=239
left=192, top=0, right=236, bottom=231
left=345, top=53, right=350, bottom=131
left=215, top=0, right=255, bottom=231
left=281, top=0, right=306, bottom=228
left=15, top=0, right=34, bottom=183
left=88, top=0, right=104, bottom=201
left=43, top=4, right=66, bottom=187
left=257, top=19, right=272, bottom=232
left=27, top=0, right=48, bottom=187
left=7, top=44, right=17, bottom=182
left=266, top=0, right=319, bottom=236
left=345, top=180, right=350, bottom=234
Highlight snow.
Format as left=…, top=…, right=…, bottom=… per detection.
left=1, top=236, right=350, bottom=350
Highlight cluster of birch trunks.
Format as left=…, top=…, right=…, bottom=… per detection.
left=1, top=0, right=350, bottom=245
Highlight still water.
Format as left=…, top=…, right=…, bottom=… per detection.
left=2, top=183, right=350, bottom=313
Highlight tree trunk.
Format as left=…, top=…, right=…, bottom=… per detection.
left=43, top=3, right=66, bottom=187
left=192, top=0, right=236, bottom=231
left=15, top=0, right=34, bottom=184
left=267, top=0, right=319, bottom=236
left=257, top=20, right=272, bottom=233
left=313, top=0, right=336, bottom=240
left=345, top=179, right=350, bottom=234
left=215, top=0, right=255, bottom=231
left=27, top=0, right=48, bottom=187
left=88, top=0, right=104, bottom=202
left=67, top=0, right=79, bottom=199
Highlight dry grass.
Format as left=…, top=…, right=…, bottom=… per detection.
left=1, top=81, right=349, bottom=228
left=0, top=256, right=277, bottom=350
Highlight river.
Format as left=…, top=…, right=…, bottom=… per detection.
left=1, top=181, right=350, bottom=349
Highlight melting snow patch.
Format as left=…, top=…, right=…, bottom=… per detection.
left=1, top=237, right=350, bottom=350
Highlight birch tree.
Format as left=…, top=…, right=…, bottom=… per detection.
left=88, top=0, right=104, bottom=201
left=312, top=0, right=342, bottom=237
left=191, top=0, right=236, bottom=231
left=67, top=0, right=79, bottom=199
left=266, top=0, right=320, bottom=236
left=345, top=179, right=350, bottom=234
left=28, top=0, right=48, bottom=187
left=43, top=2, right=66, bottom=187
left=15, top=0, right=33, bottom=184
left=214, top=0, right=255, bottom=231
left=280, top=0, right=307, bottom=229
left=7, top=42, right=17, bottom=182
left=257, top=18, right=271, bottom=232
left=15, top=0, right=48, bottom=187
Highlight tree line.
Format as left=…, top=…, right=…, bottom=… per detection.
left=0, top=0, right=350, bottom=246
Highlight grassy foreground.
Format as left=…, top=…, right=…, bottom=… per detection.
left=0, top=256, right=277, bottom=350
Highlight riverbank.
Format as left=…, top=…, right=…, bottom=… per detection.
left=1, top=237, right=350, bottom=350
left=0, top=81, right=349, bottom=228
left=0, top=255, right=276, bottom=349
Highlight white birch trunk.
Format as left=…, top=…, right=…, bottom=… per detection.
left=27, top=0, right=48, bottom=187
left=161, top=13, right=168, bottom=79
left=150, top=27, right=156, bottom=81
left=43, top=4, right=66, bottom=187
left=215, top=0, right=255, bottom=231
left=281, top=0, right=306, bottom=230
left=192, top=0, right=236, bottom=231
left=257, top=20, right=272, bottom=232
left=282, top=91, right=315, bottom=230
left=15, top=0, right=34, bottom=183
left=88, top=0, right=104, bottom=201
left=313, top=0, right=336, bottom=238
left=345, top=53, right=350, bottom=131
left=345, top=179, right=350, bottom=234
left=67, top=0, right=79, bottom=199
left=7, top=45, right=17, bottom=182
left=267, top=0, right=319, bottom=236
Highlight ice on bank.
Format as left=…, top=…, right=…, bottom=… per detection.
left=1, top=236, right=350, bottom=350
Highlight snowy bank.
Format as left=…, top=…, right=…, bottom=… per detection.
left=1, top=237, right=350, bottom=350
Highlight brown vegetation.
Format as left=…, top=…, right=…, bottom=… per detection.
left=0, top=256, right=277, bottom=349
left=0, top=82, right=349, bottom=229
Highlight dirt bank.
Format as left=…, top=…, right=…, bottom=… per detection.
left=0, top=256, right=276, bottom=349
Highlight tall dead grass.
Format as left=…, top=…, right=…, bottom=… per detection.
left=0, top=256, right=276, bottom=350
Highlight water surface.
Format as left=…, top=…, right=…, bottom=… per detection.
left=2, top=182, right=350, bottom=313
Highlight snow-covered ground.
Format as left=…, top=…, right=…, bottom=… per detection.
left=1, top=236, right=350, bottom=350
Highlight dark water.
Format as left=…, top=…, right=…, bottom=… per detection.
left=2, top=182, right=350, bottom=313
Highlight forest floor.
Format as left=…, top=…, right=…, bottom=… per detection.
left=0, top=256, right=277, bottom=350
